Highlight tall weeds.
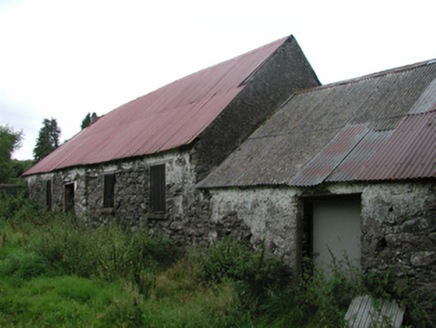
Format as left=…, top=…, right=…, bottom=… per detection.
left=0, top=194, right=433, bottom=327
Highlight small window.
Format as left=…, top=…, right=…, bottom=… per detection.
left=46, top=180, right=52, bottom=210
left=103, top=173, right=116, bottom=208
left=150, top=165, right=165, bottom=213
left=64, top=183, right=75, bottom=212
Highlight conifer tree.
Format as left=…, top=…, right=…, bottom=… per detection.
left=81, top=112, right=97, bottom=129
left=81, top=113, right=91, bottom=130
left=33, top=118, right=61, bottom=162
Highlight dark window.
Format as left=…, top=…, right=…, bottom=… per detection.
left=150, top=165, right=165, bottom=213
left=103, top=174, right=116, bottom=208
left=64, top=183, right=75, bottom=212
left=46, top=180, right=52, bottom=210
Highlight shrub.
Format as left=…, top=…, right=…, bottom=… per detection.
left=200, top=238, right=290, bottom=314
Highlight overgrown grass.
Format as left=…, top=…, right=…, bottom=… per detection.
left=0, top=193, right=434, bottom=327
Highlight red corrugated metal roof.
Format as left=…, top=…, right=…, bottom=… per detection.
left=290, top=110, right=436, bottom=186
left=290, top=124, right=370, bottom=186
left=356, top=110, right=436, bottom=181
left=291, top=110, right=436, bottom=186
left=24, top=37, right=288, bottom=175
left=326, top=130, right=392, bottom=182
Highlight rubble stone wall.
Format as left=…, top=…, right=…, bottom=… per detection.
left=360, top=181, right=436, bottom=313
left=207, top=181, right=435, bottom=312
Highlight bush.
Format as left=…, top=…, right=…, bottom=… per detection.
left=0, top=251, right=57, bottom=280
left=200, top=238, right=290, bottom=314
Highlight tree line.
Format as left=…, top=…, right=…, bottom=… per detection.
left=0, top=112, right=97, bottom=184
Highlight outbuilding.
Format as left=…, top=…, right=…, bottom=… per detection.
left=198, top=59, right=436, bottom=305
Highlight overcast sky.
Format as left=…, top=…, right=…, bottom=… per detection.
left=1, top=0, right=435, bottom=160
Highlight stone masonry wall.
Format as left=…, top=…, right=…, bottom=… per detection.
left=25, top=150, right=197, bottom=227
left=208, top=187, right=301, bottom=279
left=360, top=181, right=436, bottom=313
left=207, top=180, right=435, bottom=313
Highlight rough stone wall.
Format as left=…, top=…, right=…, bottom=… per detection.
left=24, top=148, right=255, bottom=249
left=24, top=149, right=199, bottom=227
left=25, top=173, right=53, bottom=208
left=208, top=187, right=300, bottom=278
left=206, top=180, right=435, bottom=313
left=360, top=181, right=436, bottom=313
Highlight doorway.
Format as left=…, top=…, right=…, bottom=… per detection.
left=303, top=195, right=361, bottom=276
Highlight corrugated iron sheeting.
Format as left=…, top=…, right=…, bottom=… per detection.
left=326, top=130, right=393, bottom=182
left=289, top=124, right=369, bottom=186
left=356, top=110, right=436, bottom=181
left=24, top=37, right=287, bottom=175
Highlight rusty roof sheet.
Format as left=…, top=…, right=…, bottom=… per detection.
left=24, top=36, right=289, bottom=175
left=290, top=124, right=370, bottom=186
left=198, top=59, right=436, bottom=188
left=326, top=129, right=392, bottom=182
left=355, top=110, right=436, bottom=181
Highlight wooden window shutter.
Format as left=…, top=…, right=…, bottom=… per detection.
left=150, top=165, right=165, bottom=213
left=103, top=174, right=116, bottom=208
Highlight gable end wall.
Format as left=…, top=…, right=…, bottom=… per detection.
left=193, top=38, right=320, bottom=180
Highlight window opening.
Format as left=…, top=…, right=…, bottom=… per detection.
left=150, top=165, right=165, bottom=213
left=103, top=173, right=116, bottom=208
left=46, top=180, right=52, bottom=210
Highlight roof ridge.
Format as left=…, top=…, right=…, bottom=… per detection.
left=295, top=58, right=436, bottom=95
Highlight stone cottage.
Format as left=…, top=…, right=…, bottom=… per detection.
left=23, top=35, right=320, bottom=247
left=198, top=59, right=436, bottom=307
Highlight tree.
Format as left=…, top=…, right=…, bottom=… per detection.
left=81, top=113, right=91, bottom=130
left=81, top=112, right=97, bottom=130
left=0, top=125, right=23, bottom=183
left=33, top=118, right=61, bottom=163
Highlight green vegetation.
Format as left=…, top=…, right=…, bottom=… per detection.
left=81, top=112, right=97, bottom=130
left=0, top=192, right=433, bottom=327
left=33, top=118, right=61, bottom=163
left=0, top=125, right=24, bottom=183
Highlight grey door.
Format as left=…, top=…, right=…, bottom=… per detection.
left=312, top=197, right=361, bottom=276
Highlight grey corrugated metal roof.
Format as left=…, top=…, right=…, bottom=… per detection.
left=198, top=59, right=436, bottom=188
